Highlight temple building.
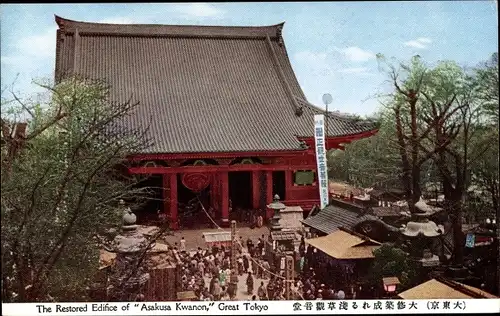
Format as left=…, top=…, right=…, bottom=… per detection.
left=54, top=16, right=377, bottom=229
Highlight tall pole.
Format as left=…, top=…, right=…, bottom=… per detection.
left=284, top=255, right=294, bottom=300
left=322, top=93, right=332, bottom=188
left=230, top=220, right=237, bottom=270
left=325, top=102, right=328, bottom=140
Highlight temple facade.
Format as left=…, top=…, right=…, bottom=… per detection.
left=54, top=16, right=377, bottom=229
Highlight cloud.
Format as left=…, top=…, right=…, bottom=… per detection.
left=294, top=51, right=333, bottom=76
left=336, top=46, right=375, bottom=62
left=1, top=27, right=58, bottom=97
left=404, top=37, right=433, bottom=49
left=338, top=67, right=369, bottom=74
left=14, top=27, right=57, bottom=59
left=171, top=3, right=226, bottom=19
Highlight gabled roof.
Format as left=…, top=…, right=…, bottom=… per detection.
left=398, top=278, right=498, bottom=299
left=302, top=205, right=378, bottom=234
left=305, top=228, right=381, bottom=259
left=54, top=16, right=377, bottom=154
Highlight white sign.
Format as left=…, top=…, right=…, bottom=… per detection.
left=280, top=257, right=286, bottom=270
left=314, top=114, right=329, bottom=209
left=2, top=299, right=500, bottom=315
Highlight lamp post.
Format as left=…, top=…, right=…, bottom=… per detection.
left=382, top=277, right=400, bottom=298
left=322, top=93, right=333, bottom=144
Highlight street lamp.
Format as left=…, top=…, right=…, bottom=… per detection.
left=322, top=93, right=333, bottom=138
left=382, top=277, right=400, bottom=297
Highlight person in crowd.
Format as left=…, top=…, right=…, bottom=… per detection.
left=212, top=279, right=221, bottom=301
left=219, top=268, right=226, bottom=287
left=246, top=271, right=254, bottom=295
left=257, top=281, right=267, bottom=300
left=180, top=237, right=186, bottom=252
left=261, top=259, right=271, bottom=279
left=337, top=288, right=345, bottom=299
left=220, top=286, right=229, bottom=301
left=243, top=254, right=250, bottom=273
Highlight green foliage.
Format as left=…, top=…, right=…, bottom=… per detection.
left=474, top=52, right=499, bottom=124
left=369, top=243, right=419, bottom=290
left=327, top=111, right=403, bottom=189
left=1, top=77, right=150, bottom=302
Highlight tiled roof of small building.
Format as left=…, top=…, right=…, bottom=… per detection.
left=301, top=204, right=380, bottom=235
left=398, top=278, right=498, bottom=299
left=54, top=16, right=377, bottom=154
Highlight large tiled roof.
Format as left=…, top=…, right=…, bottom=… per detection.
left=54, top=16, right=376, bottom=154
left=301, top=203, right=380, bottom=234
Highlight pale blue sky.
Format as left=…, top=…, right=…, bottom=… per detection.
left=1, top=2, right=498, bottom=115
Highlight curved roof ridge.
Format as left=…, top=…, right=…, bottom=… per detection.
left=293, top=96, right=366, bottom=124
left=434, top=277, right=493, bottom=299
left=55, top=15, right=285, bottom=39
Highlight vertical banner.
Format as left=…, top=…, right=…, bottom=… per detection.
left=314, top=114, right=329, bottom=209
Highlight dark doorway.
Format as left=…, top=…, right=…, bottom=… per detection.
left=229, top=171, right=252, bottom=209
left=177, top=175, right=211, bottom=228
left=272, top=171, right=286, bottom=200
left=135, top=174, right=163, bottom=225
left=178, top=174, right=197, bottom=205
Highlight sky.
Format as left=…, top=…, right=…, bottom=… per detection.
left=1, top=1, right=498, bottom=116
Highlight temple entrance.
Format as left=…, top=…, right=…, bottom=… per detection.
left=177, top=174, right=212, bottom=228
left=229, top=172, right=252, bottom=208
left=272, top=171, right=286, bottom=200
left=135, top=174, right=163, bottom=225
left=229, top=171, right=252, bottom=222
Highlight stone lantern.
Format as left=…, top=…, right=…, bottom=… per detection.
left=267, top=194, right=286, bottom=232
left=108, top=200, right=151, bottom=301
left=400, top=199, right=443, bottom=268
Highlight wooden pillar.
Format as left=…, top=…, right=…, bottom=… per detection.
left=265, top=170, right=273, bottom=219
left=221, top=171, right=229, bottom=226
left=251, top=171, right=261, bottom=209
left=285, top=255, right=294, bottom=300
left=210, top=173, right=218, bottom=210
left=285, top=170, right=292, bottom=201
left=162, top=174, right=170, bottom=220
left=169, top=173, right=178, bottom=230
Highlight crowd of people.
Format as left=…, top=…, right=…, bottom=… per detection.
left=164, top=233, right=360, bottom=301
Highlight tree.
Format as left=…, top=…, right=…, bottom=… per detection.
left=1, top=77, right=152, bottom=302
left=377, top=54, right=498, bottom=266
left=474, top=53, right=499, bottom=125
left=327, top=111, right=403, bottom=189
left=376, top=56, right=468, bottom=213
left=368, top=243, right=419, bottom=291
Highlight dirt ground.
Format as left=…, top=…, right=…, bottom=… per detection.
left=161, top=226, right=270, bottom=251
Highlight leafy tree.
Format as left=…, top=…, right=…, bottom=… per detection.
left=1, top=77, right=151, bottom=302
left=375, top=54, right=498, bottom=266
left=328, top=111, right=403, bottom=189
left=368, top=243, right=419, bottom=291
left=474, top=52, right=499, bottom=124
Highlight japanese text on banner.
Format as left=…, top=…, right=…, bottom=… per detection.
left=314, top=114, right=329, bottom=209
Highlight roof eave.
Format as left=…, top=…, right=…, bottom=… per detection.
left=55, top=15, right=286, bottom=40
